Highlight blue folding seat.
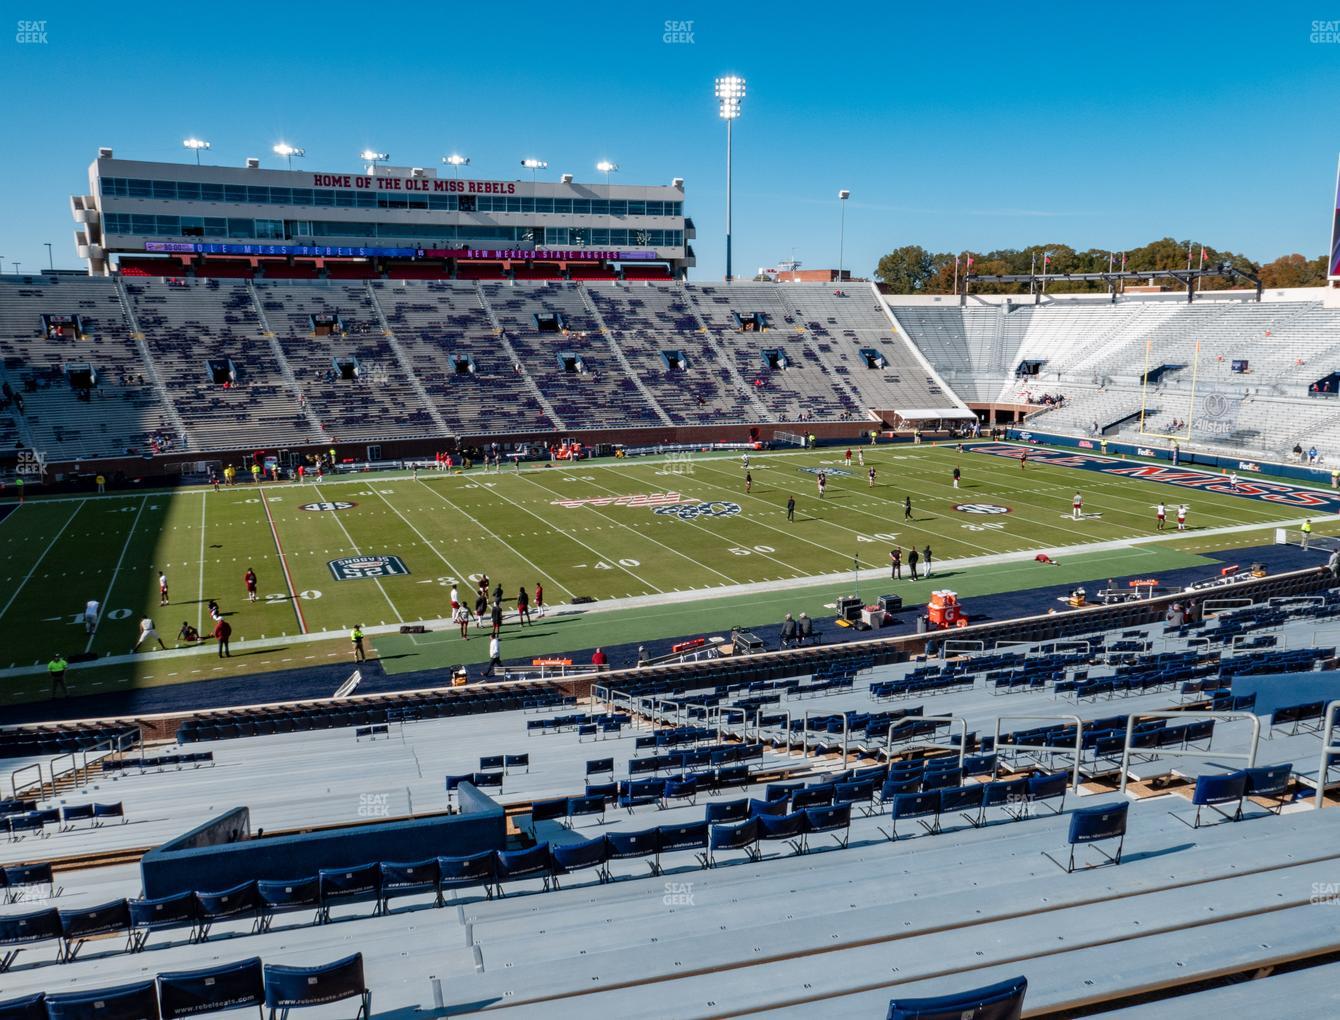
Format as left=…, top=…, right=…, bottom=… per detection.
left=749, top=797, right=788, bottom=818
left=195, top=880, right=262, bottom=941
left=1026, top=772, right=1070, bottom=817
left=878, top=776, right=921, bottom=808
left=920, top=768, right=961, bottom=792
left=566, top=795, right=606, bottom=825
left=791, top=786, right=834, bottom=811
left=663, top=776, right=699, bottom=805
left=705, top=798, right=750, bottom=824
left=804, top=803, right=852, bottom=850
left=58, top=898, right=132, bottom=961
left=885, top=975, right=1028, bottom=1019
left=1243, top=763, right=1292, bottom=816
left=494, top=843, right=551, bottom=895
left=93, top=802, right=125, bottom=825
left=882, top=792, right=940, bottom=841
left=1046, top=801, right=1129, bottom=873
left=604, top=828, right=661, bottom=879
left=618, top=778, right=662, bottom=812
left=379, top=859, right=441, bottom=910
left=834, top=779, right=877, bottom=817
left=584, top=782, right=618, bottom=802
left=977, top=778, right=1030, bottom=825
left=935, top=786, right=986, bottom=834
left=2, top=862, right=54, bottom=903
left=530, top=798, right=569, bottom=823
left=0, top=992, right=44, bottom=1019
left=479, top=754, right=504, bottom=771
left=60, top=804, right=95, bottom=829
left=437, top=851, right=496, bottom=900
left=757, top=810, right=809, bottom=855
left=471, top=771, right=503, bottom=790
left=317, top=863, right=382, bottom=923
left=764, top=781, right=802, bottom=803
left=44, top=981, right=160, bottom=1020
left=1175, top=771, right=1248, bottom=829
left=550, top=836, right=610, bottom=886
left=655, top=821, right=710, bottom=872
left=257, top=876, right=322, bottom=932
left=504, top=753, right=529, bottom=773
left=714, top=764, right=751, bottom=789
left=263, top=952, right=370, bottom=1019
left=128, top=891, right=199, bottom=951
left=585, top=757, right=614, bottom=777
left=159, top=956, right=264, bottom=1019
left=0, top=907, right=64, bottom=972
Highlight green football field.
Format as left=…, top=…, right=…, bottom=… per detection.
left=0, top=442, right=1326, bottom=692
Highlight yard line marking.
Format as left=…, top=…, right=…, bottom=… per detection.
left=412, top=478, right=580, bottom=599
left=86, top=494, right=148, bottom=653
left=310, top=484, right=403, bottom=623
left=259, top=487, right=308, bottom=634
left=513, top=472, right=746, bottom=584
left=369, top=486, right=468, bottom=579
left=196, top=491, right=207, bottom=634
left=0, top=502, right=84, bottom=626
left=454, top=477, right=664, bottom=594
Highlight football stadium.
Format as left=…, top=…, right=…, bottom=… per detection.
left=4, top=8, right=1340, bottom=1019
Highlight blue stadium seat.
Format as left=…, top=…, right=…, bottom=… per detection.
left=1176, top=771, right=1248, bottom=829
left=705, top=798, right=750, bottom=824
left=437, top=851, right=497, bottom=899
left=59, top=898, right=132, bottom=960
left=1026, top=772, right=1070, bottom=817
left=604, top=829, right=661, bottom=878
left=128, top=891, right=199, bottom=951
left=0, top=907, right=64, bottom=972
left=804, top=803, right=852, bottom=850
left=707, top=818, right=760, bottom=866
left=655, top=821, right=710, bottom=872
left=44, top=981, right=160, bottom=1020
left=886, top=974, right=1028, bottom=1020
left=257, top=877, right=322, bottom=932
left=379, top=859, right=442, bottom=910
left=757, top=810, right=809, bottom=855
left=2, top=862, right=55, bottom=903
left=882, top=792, right=941, bottom=841
left=1046, top=801, right=1129, bottom=873
left=550, top=836, right=610, bottom=886
left=195, top=881, right=262, bottom=941
left=1243, top=762, right=1293, bottom=816
left=263, top=952, right=369, bottom=1019
left=494, top=843, right=552, bottom=895
left=317, top=863, right=383, bottom=923
left=0, top=992, right=45, bottom=1019
left=158, top=957, right=264, bottom=1019
left=566, top=795, right=607, bottom=825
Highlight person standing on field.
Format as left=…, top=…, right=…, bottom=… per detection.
left=244, top=567, right=258, bottom=603
left=351, top=624, right=365, bottom=662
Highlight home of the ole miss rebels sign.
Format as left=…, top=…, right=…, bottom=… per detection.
left=311, top=173, right=517, bottom=194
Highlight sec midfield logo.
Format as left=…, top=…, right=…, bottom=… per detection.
left=954, top=503, right=1011, bottom=515
left=329, top=555, right=410, bottom=580
left=653, top=500, right=743, bottom=521
left=300, top=501, right=356, bottom=512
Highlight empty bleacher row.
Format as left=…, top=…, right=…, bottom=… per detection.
left=889, top=293, right=1340, bottom=458
left=0, top=275, right=973, bottom=461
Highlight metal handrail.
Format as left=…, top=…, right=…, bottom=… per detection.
left=11, top=762, right=43, bottom=799
left=754, top=709, right=792, bottom=752
left=1118, top=710, right=1259, bottom=793
left=713, top=707, right=749, bottom=745
left=1314, top=701, right=1340, bottom=809
left=883, top=713, right=967, bottom=768
left=802, top=709, right=849, bottom=766
left=992, top=714, right=1084, bottom=790
left=1202, top=598, right=1254, bottom=618
left=48, top=751, right=79, bottom=789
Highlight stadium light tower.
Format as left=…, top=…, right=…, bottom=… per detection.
left=442, top=153, right=470, bottom=179
left=714, top=74, right=746, bottom=282
left=273, top=143, right=304, bottom=170
left=521, top=158, right=548, bottom=182
left=182, top=138, right=210, bottom=165
left=360, top=149, right=389, bottom=172
left=596, top=160, right=619, bottom=184
left=838, top=190, right=850, bottom=282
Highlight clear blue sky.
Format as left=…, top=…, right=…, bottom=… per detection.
left=2, top=1, right=1336, bottom=278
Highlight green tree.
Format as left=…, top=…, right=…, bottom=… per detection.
left=875, top=245, right=935, bottom=292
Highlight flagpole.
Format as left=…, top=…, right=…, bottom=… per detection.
left=953, top=255, right=959, bottom=296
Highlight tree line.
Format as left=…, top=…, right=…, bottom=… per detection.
left=871, top=238, right=1329, bottom=294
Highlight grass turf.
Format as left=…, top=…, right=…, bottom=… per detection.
left=0, top=442, right=1324, bottom=696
